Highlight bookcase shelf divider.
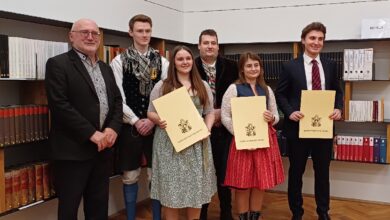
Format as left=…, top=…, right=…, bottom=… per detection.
left=344, top=81, right=352, bottom=121
left=98, top=29, right=105, bottom=61
left=0, top=149, right=5, bottom=213
left=293, top=42, right=299, bottom=59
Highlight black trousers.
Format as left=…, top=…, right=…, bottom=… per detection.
left=116, top=124, right=153, bottom=171
left=53, top=152, right=110, bottom=220
left=287, top=138, right=333, bottom=216
left=201, top=126, right=233, bottom=219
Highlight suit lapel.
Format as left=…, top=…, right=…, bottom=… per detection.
left=68, top=50, right=98, bottom=97
left=321, top=58, right=330, bottom=90
left=215, top=56, right=224, bottom=89
left=99, top=62, right=112, bottom=102
left=297, top=55, right=308, bottom=90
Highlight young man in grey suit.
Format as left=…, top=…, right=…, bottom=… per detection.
left=45, top=18, right=123, bottom=220
left=276, top=22, right=343, bottom=220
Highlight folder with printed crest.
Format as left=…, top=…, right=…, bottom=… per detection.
left=299, top=90, right=335, bottom=139
left=231, top=96, right=269, bottom=150
left=152, top=86, right=210, bottom=152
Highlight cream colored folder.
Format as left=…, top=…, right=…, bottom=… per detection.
left=152, top=86, right=210, bottom=152
left=231, top=96, right=269, bottom=150
left=299, top=90, right=336, bottom=139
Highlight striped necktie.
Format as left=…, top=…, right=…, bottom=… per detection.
left=311, top=59, right=321, bottom=90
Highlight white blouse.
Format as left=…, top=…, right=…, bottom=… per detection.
left=221, top=84, right=279, bottom=135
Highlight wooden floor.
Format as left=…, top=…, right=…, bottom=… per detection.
left=109, top=191, right=390, bottom=220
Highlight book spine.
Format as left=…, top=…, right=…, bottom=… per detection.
left=33, top=105, right=39, bottom=141
left=379, top=138, right=387, bottom=164
left=34, top=163, right=43, bottom=201
left=42, top=162, right=51, bottom=199
left=11, top=169, right=21, bottom=208
left=0, top=107, right=4, bottom=147
left=24, top=106, right=31, bottom=142
left=0, top=35, right=9, bottom=78
left=19, top=167, right=29, bottom=206
left=9, top=107, right=16, bottom=145
left=4, top=171, right=12, bottom=211
left=19, top=106, right=26, bottom=143
left=4, top=107, right=10, bottom=146
left=14, top=106, right=21, bottom=144
left=38, top=105, right=44, bottom=140
left=27, top=165, right=36, bottom=203
left=28, top=106, right=34, bottom=141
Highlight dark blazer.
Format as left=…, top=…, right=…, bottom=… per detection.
left=276, top=55, right=343, bottom=139
left=195, top=56, right=238, bottom=109
left=45, top=49, right=123, bottom=160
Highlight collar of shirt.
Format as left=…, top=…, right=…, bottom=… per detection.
left=201, top=59, right=216, bottom=69
left=303, top=52, right=321, bottom=65
left=73, top=48, right=99, bottom=66
left=137, top=49, right=150, bottom=58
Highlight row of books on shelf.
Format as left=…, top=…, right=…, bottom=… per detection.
left=4, top=162, right=53, bottom=211
left=348, top=100, right=384, bottom=122
left=0, top=35, right=68, bottom=79
left=335, top=135, right=388, bottom=163
left=343, top=48, right=374, bottom=81
left=277, top=132, right=389, bottom=164
left=223, top=52, right=344, bottom=80
left=103, top=45, right=126, bottom=65
left=224, top=53, right=293, bottom=80
left=0, top=105, right=49, bottom=147
left=320, top=52, right=344, bottom=80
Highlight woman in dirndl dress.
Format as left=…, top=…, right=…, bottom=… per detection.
left=221, top=52, right=285, bottom=220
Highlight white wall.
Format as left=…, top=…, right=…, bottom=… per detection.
left=1, top=0, right=184, bottom=42
left=184, top=0, right=390, bottom=43
left=274, top=158, right=390, bottom=204
left=3, top=1, right=390, bottom=43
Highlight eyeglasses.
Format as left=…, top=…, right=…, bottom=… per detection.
left=72, top=30, right=101, bottom=39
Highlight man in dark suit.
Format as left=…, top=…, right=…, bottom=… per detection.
left=276, top=22, right=343, bottom=220
left=195, top=29, right=238, bottom=220
left=45, top=18, right=122, bottom=220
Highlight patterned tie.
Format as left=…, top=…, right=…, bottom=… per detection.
left=311, top=59, right=321, bottom=90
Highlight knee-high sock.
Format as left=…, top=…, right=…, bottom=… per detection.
left=151, top=199, right=161, bottom=220
left=123, top=183, right=138, bottom=220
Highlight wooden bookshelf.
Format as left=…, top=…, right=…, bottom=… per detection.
left=0, top=150, right=5, bottom=213
left=344, top=81, right=352, bottom=121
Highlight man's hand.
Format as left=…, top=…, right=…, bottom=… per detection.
left=134, top=118, right=155, bottom=136
left=213, top=109, right=222, bottom=127
left=289, top=111, right=304, bottom=122
left=90, top=131, right=108, bottom=152
left=103, top=127, right=118, bottom=147
left=329, top=108, right=342, bottom=121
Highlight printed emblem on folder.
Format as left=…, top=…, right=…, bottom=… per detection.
left=311, top=115, right=322, bottom=127
left=152, top=87, right=210, bottom=152
left=245, top=123, right=256, bottom=136
left=231, top=96, right=269, bottom=150
left=178, top=119, right=192, bottom=133
left=299, top=90, right=335, bottom=139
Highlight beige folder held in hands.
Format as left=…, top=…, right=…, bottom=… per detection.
left=231, top=96, right=269, bottom=150
left=299, top=90, right=335, bottom=139
left=152, top=86, right=210, bottom=152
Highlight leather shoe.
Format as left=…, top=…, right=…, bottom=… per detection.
left=291, top=215, right=302, bottom=220
left=318, top=213, right=331, bottom=220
